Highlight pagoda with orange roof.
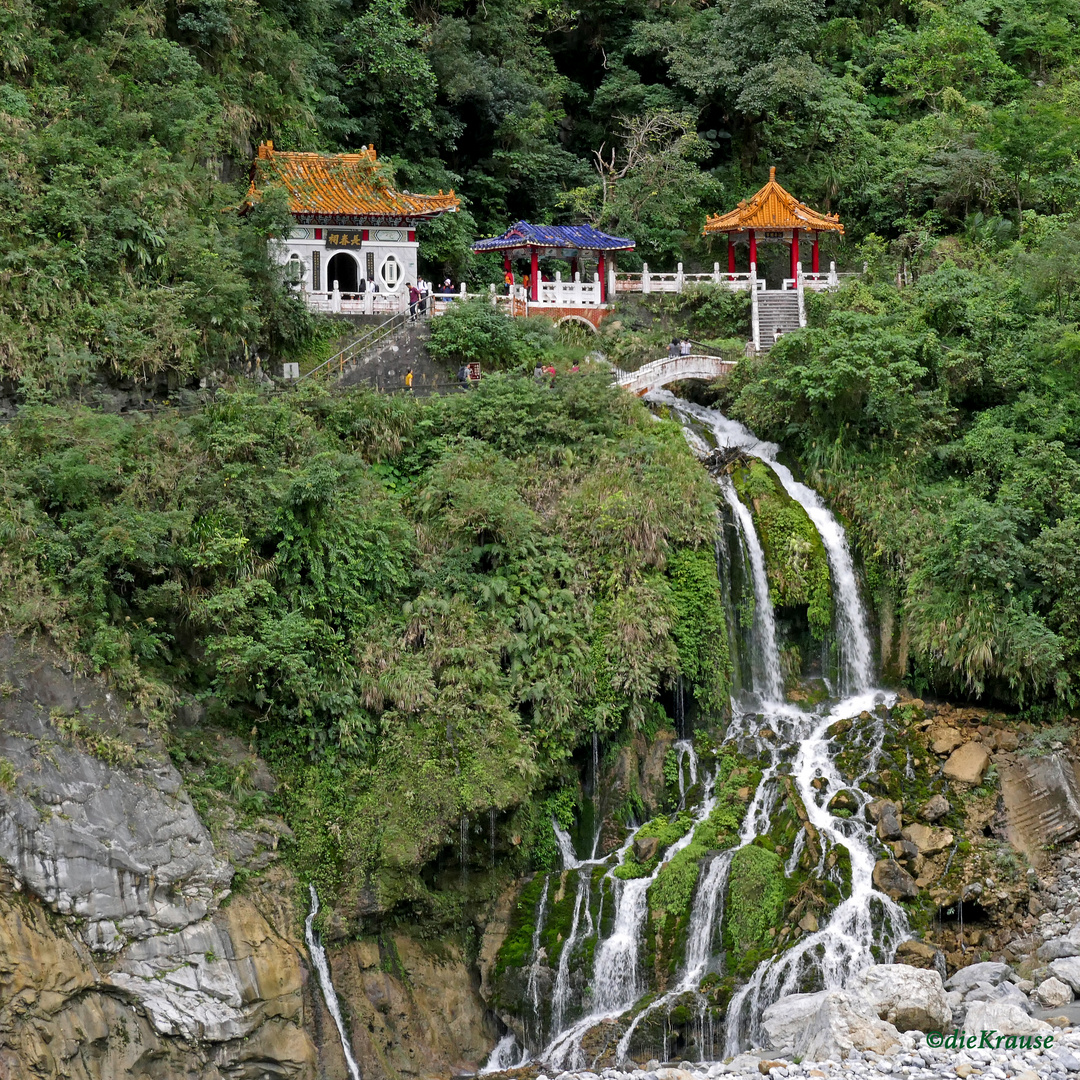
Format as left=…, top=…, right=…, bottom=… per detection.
left=245, top=141, right=459, bottom=306
left=704, top=167, right=843, bottom=281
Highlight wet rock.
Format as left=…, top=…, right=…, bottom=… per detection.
left=943, top=742, right=991, bottom=784
left=634, top=836, right=661, bottom=864
left=852, top=964, right=952, bottom=1032
left=890, top=839, right=919, bottom=866
left=1035, top=976, right=1074, bottom=1007
left=893, top=939, right=945, bottom=975
left=900, top=823, right=954, bottom=856
left=873, top=859, right=918, bottom=900
left=1039, top=937, right=1080, bottom=961
left=929, top=726, right=964, bottom=756
left=962, top=1000, right=1053, bottom=1036
left=799, top=913, right=819, bottom=933
left=918, top=794, right=950, bottom=823
left=876, top=803, right=904, bottom=841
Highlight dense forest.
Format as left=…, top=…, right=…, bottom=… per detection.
left=1, top=0, right=1079, bottom=915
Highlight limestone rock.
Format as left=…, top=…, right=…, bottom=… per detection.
left=900, top=823, right=954, bottom=856
left=852, top=964, right=951, bottom=1032
left=996, top=729, right=1019, bottom=752
left=930, top=726, right=964, bottom=756
left=765, top=990, right=906, bottom=1061
left=1048, top=956, right=1080, bottom=993
left=1034, top=976, right=1074, bottom=1007
left=1037, top=937, right=1080, bottom=961
left=945, top=961, right=1013, bottom=991
left=876, top=802, right=903, bottom=841
left=962, top=1000, right=1052, bottom=1036
left=918, top=794, right=950, bottom=822
left=943, top=741, right=991, bottom=784
left=873, top=859, right=918, bottom=900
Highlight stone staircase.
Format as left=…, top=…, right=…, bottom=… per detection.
left=755, top=290, right=802, bottom=351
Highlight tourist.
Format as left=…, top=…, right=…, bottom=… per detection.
left=504, top=268, right=514, bottom=294
left=442, top=277, right=453, bottom=296
left=358, top=277, right=366, bottom=294
left=407, top=282, right=420, bottom=320
left=405, top=368, right=414, bottom=390
left=668, top=338, right=679, bottom=358
left=680, top=338, right=691, bottom=357
left=774, top=326, right=783, bottom=344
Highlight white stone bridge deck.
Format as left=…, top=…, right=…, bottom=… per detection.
left=615, top=354, right=739, bottom=395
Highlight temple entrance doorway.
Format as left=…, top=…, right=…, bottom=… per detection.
left=327, top=252, right=359, bottom=292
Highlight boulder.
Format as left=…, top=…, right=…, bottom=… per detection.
left=796, top=991, right=906, bottom=1061
left=943, top=742, right=991, bottom=785
left=964, top=980, right=1033, bottom=1015
left=799, top=912, right=819, bottom=933
left=995, top=729, right=1019, bottom=752
left=962, top=1000, right=1052, bottom=1037
left=945, top=962, right=1013, bottom=992
left=1048, top=956, right=1080, bottom=993
left=1038, top=937, right=1080, bottom=961
left=852, top=964, right=951, bottom=1032
left=919, top=794, right=950, bottom=822
left=876, top=802, right=904, bottom=841
left=873, top=859, right=918, bottom=900
left=634, top=835, right=661, bottom=864
left=900, top=823, right=954, bottom=856
left=930, top=726, right=964, bottom=756
left=893, top=939, right=944, bottom=974
left=762, top=992, right=826, bottom=1050
left=1035, top=977, right=1074, bottom=1008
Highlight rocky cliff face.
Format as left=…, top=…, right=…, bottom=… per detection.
left=0, top=636, right=495, bottom=1079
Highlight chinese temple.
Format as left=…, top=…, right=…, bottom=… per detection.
left=472, top=222, right=635, bottom=304
left=244, top=142, right=459, bottom=306
left=703, top=167, right=843, bottom=280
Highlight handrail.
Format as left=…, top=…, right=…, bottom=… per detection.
left=299, top=308, right=416, bottom=383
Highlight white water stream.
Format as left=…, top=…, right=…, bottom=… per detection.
left=517, top=393, right=907, bottom=1067
left=305, top=885, right=363, bottom=1080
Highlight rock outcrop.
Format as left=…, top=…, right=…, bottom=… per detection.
left=763, top=990, right=908, bottom=1061
left=852, top=964, right=951, bottom=1032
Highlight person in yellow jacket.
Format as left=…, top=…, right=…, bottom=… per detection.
left=405, top=369, right=414, bottom=389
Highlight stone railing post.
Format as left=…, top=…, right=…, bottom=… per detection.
left=713, top=261, right=721, bottom=284
left=331, top=281, right=341, bottom=313
left=796, top=261, right=807, bottom=328
left=607, top=264, right=616, bottom=303
left=676, top=262, right=684, bottom=292
left=828, top=261, right=838, bottom=288
left=642, top=262, right=651, bottom=294
left=489, top=283, right=498, bottom=307
left=593, top=272, right=601, bottom=305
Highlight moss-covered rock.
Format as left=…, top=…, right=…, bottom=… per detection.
left=723, top=845, right=785, bottom=956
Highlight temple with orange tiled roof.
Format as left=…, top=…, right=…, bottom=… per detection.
left=245, top=141, right=459, bottom=310
left=704, top=166, right=843, bottom=281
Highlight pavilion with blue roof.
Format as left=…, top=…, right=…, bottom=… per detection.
left=472, top=221, right=635, bottom=303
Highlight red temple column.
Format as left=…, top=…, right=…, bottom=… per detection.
left=728, top=235, right=736, bottom=274
left=598, top=252, right=606, bottom=303
left=791, top=230, right=799, bottom=280
left=504, top=255, right=512, bottom=273
left=749, top=229, right=757, bottom=268
left=812, top=232, right=820, bottom=273
left=571, top=256, right=579, bottom=280
left=530, top=248, right=539, bottom=301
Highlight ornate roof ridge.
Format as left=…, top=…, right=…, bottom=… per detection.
left=703, top=167, right=843, bottom=235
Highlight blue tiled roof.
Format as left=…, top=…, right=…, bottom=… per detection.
left=472, top=221, right=635, bottom=252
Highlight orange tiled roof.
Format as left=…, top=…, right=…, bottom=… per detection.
left=245, top=141, right=460, bottom=221
left=703, top=167, right=843, bottom=235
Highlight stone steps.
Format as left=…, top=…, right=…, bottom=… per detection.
left=756, top=291, right=801, bottom=351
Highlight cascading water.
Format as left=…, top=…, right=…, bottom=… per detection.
left=526, top=390, right=908, bottom=1068
left=304, top=886, right=363, bottom=1080
left=481, top=1033, right=527, bottom=1073
left=525, top=877, right=551, bottom=1045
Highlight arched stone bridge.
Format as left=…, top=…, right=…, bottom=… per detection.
left=615, top=354, right=738, bottom=396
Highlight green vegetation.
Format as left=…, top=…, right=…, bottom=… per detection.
left=727, top=231, right=1080, bottom=707
left=724, top=845, right=786, bottom=954
left=0, top=374, right=730, bottom=916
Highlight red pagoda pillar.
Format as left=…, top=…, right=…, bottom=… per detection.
left=812, top=232, right=820, bottom=273
left=530, top=248, right=539, bottom=301
left=728, top=235, right=736, bottom=275
left=790, top=230, right=799, bottom=280
left=748, top=229, right=757, bottom=268
left=598, top=252, right=606, bottom=303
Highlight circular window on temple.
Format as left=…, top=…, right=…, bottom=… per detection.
left=380, top=254, right=401, bottom=290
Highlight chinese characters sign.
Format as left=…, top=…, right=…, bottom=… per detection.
left=325, top=231, right=365, bottom=249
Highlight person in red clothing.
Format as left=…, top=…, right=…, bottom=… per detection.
left=407, top=282, right=420, bottom=320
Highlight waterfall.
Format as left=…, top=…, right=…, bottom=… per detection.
left=553, top=818, right=580, bottom=870
left=481, top=1033, right=527, bottom=1073
left=533, top=391, right=906, bottom=1066
left=721, top=479, right=785, bottom=706
left=304, top=886, right=363, bottom=1080
left=525, top=875, right=551, bottom=1045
